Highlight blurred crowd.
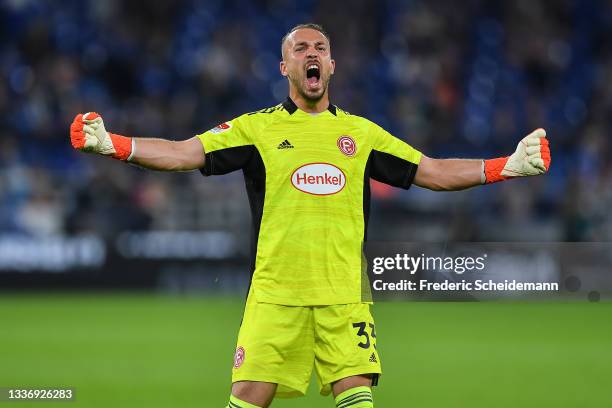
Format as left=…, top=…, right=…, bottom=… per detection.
left=1, top=0, right=611, bottom=242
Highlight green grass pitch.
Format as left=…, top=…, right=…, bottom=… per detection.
left=0, top=294, right=610, bottom=407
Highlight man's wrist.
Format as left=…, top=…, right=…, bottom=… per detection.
left=127, top=138, right=136, bottom=162
left=481, top=160, right=485, bottom=184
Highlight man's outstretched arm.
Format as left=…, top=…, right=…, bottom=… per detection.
left=70, top=112, right=205, bottom=171
left=414, top=128, right=551, bottom=191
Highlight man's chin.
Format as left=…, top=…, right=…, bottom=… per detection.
left=300, top=87, right=326, bottom=102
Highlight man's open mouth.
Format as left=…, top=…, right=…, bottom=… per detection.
left=306, top=64, right=321, bottom=87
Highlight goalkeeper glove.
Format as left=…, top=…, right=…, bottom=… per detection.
left=70, top=112, right=134, bottom=161
left=483, top=128, right=551, bottom=184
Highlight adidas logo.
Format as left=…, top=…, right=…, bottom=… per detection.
left=277, top=139, right=294, bottom=149
left=369, top=352, right=377, bottom=363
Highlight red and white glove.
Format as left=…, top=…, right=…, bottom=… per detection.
left=70, top=112, right=134, bottom=161
left=483, top=128, right=551, bottom=184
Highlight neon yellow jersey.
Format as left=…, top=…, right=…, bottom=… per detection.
left=197, top=98, right=422, bottom=306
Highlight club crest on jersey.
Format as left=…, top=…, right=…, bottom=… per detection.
left=233, top=346, right=245, bottom=369
left=291, top=163, right=346, bottom=196
left=210, top=122, right=232, bottom=134
left=337, top=135, right=356, bottom=157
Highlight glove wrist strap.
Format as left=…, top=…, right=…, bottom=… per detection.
left=109, top=133, right=133, bottom=161
left=483, top=156, right=510, bottom=184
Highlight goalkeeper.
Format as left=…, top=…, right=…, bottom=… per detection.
left=70, top=23, right=550, bottom=408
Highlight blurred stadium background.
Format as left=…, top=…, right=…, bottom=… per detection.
left=1, top=0, right=611, bottom=406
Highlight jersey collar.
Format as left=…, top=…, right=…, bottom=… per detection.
left=283, top=97, right=337, bottom=116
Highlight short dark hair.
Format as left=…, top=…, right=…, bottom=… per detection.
left=281, top=23, right=331, bottom=56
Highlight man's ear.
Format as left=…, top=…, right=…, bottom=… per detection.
left=330, top=59, right=335, bottom=75
left=280, top=60, right=288, bottom=77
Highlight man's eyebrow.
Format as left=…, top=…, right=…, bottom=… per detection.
left=293, top=40, right=327, bottom=48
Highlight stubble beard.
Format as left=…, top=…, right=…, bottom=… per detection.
left=289, top=73, right=330, bottom=103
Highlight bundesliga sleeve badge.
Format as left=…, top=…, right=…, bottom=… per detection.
left=210, top=122, right=233, bottom=134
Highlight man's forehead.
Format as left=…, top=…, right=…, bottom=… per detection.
left=285, top=28, right=329, bottom=47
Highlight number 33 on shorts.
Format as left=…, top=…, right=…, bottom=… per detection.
left=352, top=321, right=377, bottom=350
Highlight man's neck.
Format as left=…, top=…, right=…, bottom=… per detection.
left=289, top=89, right=330, bottom=113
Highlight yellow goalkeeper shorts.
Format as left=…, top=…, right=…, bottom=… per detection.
left=230, top=287, right=382, bottom=398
